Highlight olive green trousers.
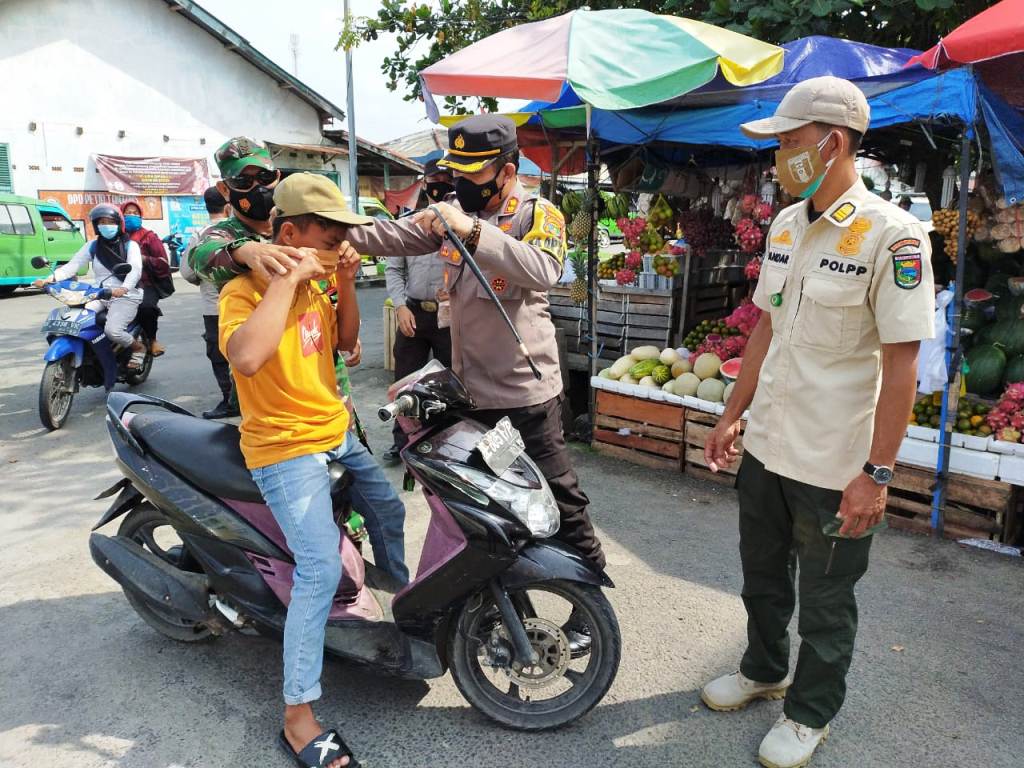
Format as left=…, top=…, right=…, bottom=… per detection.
left=737, top=453, right=874, bottom=728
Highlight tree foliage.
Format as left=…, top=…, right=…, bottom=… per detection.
left=355, top=0, right=998, bottom=111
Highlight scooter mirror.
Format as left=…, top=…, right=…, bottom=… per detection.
left=111, top=263, right=133, bottom=278
left=31, top=256, right=49, bottom=269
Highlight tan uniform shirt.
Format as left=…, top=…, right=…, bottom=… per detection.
left=349, top=183, right=567, bottom=410
left=744, top=180, right=935, bottom=491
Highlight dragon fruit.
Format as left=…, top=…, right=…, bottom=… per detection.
left=986, top=382, right=1024, bottom=441
left=615, top=268, right=637, bottom=286
left=625, top=250, right=643, bottom=270
left=744, top=256, right=762, bottom=281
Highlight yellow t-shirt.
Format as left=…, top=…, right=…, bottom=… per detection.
left=218, top=274, right=349, bottom=469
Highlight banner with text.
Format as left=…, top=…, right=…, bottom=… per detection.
left=93, top=155, right=210, bottom=196
left=38, top=190, right=163, bottom=237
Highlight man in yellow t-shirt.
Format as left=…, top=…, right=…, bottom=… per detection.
left=219, top=173, right=407, bottom=768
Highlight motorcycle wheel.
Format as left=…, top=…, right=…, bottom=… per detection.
left=38, top=357, right=75, bottom=430
left=117, top=504, right=215, bottom=643
left=448, top=579, right=620, bottom=731
left=124, top=337, right=154, bottom=386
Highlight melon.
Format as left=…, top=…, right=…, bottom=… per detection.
left=720, top=357, right=742, bottom=384
left=675, top=372, right=701, bottom=396
left=630, top=345, right=661, bottom=361
left=1005, top=354, right=1024, bottom=386
left=659, top=348, right=681, bottom=366
left=619, top=374, right=638, bottom=385
left=662, top=380, right=676, bottom=394
left=966, top=344, right=1007, bottom=395
left=723, top=381, right=736, bottom=403
left=638, top=376, right=658, bottom=388
left=598, top=368, right=613, bottom=379
left=671, top=359, right=692, bottom=378
left=652, top=364, right=672, bottom=385
left=608, top=355, right=634, bottom=380
left=693, top=352, right=723, bottom=380
left=697, top=377, right=726, bottom=403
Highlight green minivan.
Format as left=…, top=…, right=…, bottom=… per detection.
left=0, top=194, right=86, bottom=296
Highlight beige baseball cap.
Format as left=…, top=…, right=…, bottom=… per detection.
left=273, top=172, right=373, bottom=226
left=740, top=76, right=870, bottom=139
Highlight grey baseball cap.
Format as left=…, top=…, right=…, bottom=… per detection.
left=740, top=76, right=871, bottom=139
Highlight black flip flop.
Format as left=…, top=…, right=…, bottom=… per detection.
left=278, top=728, right=360, bottom=768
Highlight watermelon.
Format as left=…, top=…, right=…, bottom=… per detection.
left=720, top=357, right=743, bottom=384
left=1005, top=355, right=1024, bottom=386
left=986, top=272, right=1009, bottom=294
left=983, top=319, right=1024, bottom=355
left=961, top=309, right=986, bottom=335
left=966, top=344, right=1007, bottom=395
left=965, top=288, right=996, bottom=309
left=999, top=293, right=1024, bottom=321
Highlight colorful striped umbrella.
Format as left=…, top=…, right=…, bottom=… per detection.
left=419, top=8, right=784, bottom=114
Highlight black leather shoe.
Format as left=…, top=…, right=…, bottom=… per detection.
left=382, top=446, right=402, bottom=465
left=563, top=611, right=593, bottom=658
left=202, top=400, right=240, bottom=420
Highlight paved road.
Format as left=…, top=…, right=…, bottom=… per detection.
left=1, top=277, right=1022, bottom=768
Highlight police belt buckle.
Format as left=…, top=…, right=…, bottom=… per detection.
left=419, top=300, right=439, bottom=312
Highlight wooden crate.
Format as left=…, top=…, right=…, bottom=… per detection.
left=383, top=304, right=396, bottom=371
left=549, top=284, right=681, bottom=371
left=592, top=390, right=684, bottom=471
left=885, top=462, right=1019, bottom=542
left=682, top=409, right=746, bottom=486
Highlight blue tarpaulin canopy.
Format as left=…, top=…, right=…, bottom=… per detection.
left=521, top=35, right=1024, bottom=201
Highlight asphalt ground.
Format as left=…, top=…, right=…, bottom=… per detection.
left=1, top=276, right=1022, bottom=767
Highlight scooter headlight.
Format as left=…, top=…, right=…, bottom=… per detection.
left=450, top=466, right=560, bottom=538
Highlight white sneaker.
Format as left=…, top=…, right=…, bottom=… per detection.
left=701, top=670, right=792, bottom=712
left=758, top=715, right=829, bottom=768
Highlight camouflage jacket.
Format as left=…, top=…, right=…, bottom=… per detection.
left=186, top=216, right=268, bottom=289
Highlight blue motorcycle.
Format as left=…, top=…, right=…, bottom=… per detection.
left=31, top=256, right=153, bottom=430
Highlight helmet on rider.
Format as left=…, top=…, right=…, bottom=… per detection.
left=89, top=204, right=123, bottom=240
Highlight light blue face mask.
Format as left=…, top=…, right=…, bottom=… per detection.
left=97, top=224, right=119, bottom=240
left=123, top=214, right=142, bottom=233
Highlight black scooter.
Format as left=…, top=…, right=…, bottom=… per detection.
left=90, top=361, right=620, bottom=730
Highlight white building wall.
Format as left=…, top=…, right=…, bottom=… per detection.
left=0, top=0, right=348, bottom=236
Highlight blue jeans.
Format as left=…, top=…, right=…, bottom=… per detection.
left=251, top=435, right=408, bottom=705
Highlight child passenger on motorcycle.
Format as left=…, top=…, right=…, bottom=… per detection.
left=33, top=203, right=147, bottom=369
left=219, top=173, right=407, bottom=768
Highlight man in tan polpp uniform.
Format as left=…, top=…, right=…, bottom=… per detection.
left=702, top=77, right=935, bottom=768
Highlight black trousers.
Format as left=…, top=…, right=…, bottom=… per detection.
left=202, top=314, right=232, bottom=401
left=392, top=301, right=453, bottom=447
left=138, top=285, right=161, bottom=341
left=737, top=453, right=873, bottom=728
left=473, top=394, right=606, bottom=570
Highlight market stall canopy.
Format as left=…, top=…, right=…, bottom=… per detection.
left=523, top=36, right=930, bottom=127
left=418, top=8, right=784, bottom=115
left=906, top=0, right=1024, bottom=107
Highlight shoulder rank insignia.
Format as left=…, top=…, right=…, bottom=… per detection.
left=830, top=202, right=857, bottom=224
left=503, top=197, right=520, bottom=216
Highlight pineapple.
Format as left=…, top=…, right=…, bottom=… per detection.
left=569, top=249, right=588, bottom=305
left=568, top=191, right=595, bottom=243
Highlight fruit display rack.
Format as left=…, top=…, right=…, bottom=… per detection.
left=590, top=379, right=1023, bottom=544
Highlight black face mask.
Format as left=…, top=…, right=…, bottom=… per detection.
left=229, top=185, right=275, bottom=221
left=425, top=181, right=455, bottom=203
left=454, top=170, right=502, bottom=213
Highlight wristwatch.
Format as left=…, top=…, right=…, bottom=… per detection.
left=863, top=462, right=894, bottom=485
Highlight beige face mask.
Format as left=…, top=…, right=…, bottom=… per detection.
left=775, top=131, right=836, bottom=199
left=315, top=249, right=340, bottom=272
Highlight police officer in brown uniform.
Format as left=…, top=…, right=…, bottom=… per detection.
left=701, top=78, right=935, bottom=768
left=351, top=116, right=606, bottom=585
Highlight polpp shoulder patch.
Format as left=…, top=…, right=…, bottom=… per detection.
left=830, top=202, right=856, bottom=224
left=888, top=237, right=922, bottom=253
left=893, top=253, right=923, bottom=290
left=521, top=199, right=567, bottom=266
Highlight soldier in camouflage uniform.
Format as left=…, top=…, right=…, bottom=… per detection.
left=187, top=138, right=363, bottom=413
